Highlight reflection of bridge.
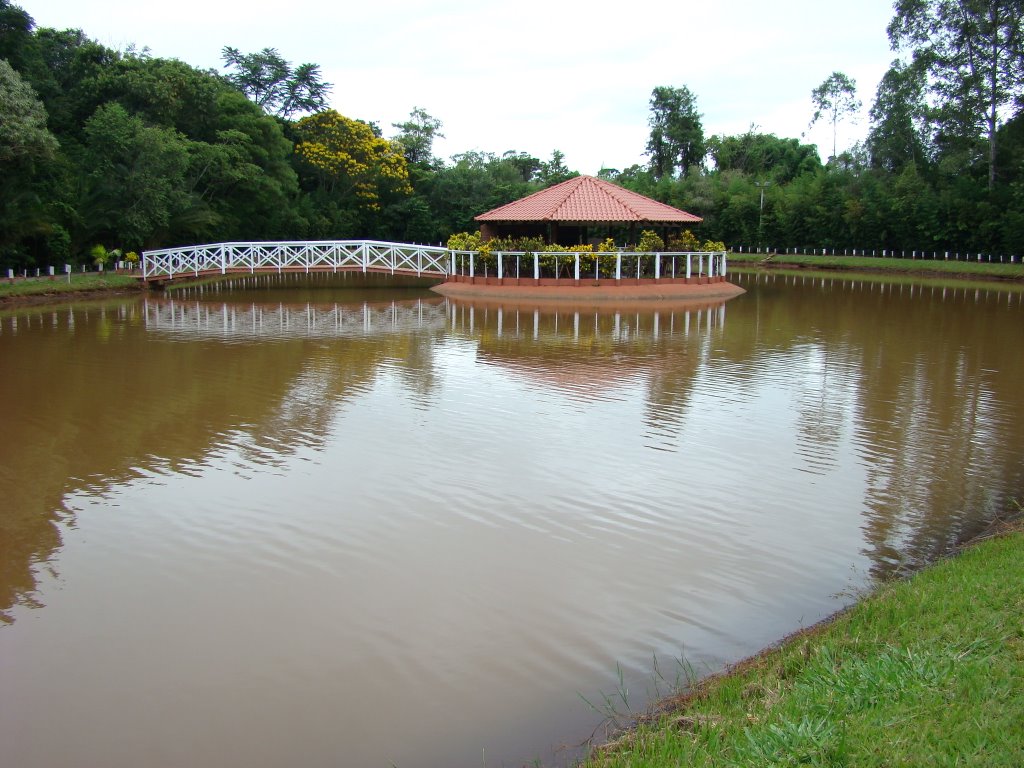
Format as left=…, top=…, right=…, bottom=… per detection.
left=143, top=298, right=450, bottom=339
left=142, top=297, right=728, bottom=341
left=142, top=240, right=450, bottom=284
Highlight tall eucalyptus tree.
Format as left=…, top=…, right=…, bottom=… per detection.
left=888, top=0, right=1024, bottom=188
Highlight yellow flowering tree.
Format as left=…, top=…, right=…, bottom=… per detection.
left=294, top=110, right=411, bottom=210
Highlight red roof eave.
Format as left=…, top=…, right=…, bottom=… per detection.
left=474, top=176, right=703, bottom=224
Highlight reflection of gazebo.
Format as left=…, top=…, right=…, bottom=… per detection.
left=475, top=175, right=702, bottom=246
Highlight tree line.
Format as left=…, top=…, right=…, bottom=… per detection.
left=1, top=0, right=1022, bottom=270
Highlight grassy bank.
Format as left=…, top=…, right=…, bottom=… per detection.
left=0, top=272, right=144, bottom=303
left=729, top=250, right=1024, bottom=280
left=727, top=251, right=1024, bottom=281
left=587, top=515, right=1024, bottom=767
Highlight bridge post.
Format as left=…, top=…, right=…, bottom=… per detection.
left=361, top=242, right=368, bottom=273
left=533, top=253, right=539, bottom=283
left=686, top=254, right=692, bottom=279
left=497, top=252, right=503, bottom=281
left=220, top=244, right=226, bottom=275
left=655, top=253, right=661, bottom=280
left=469, top=253, right=475, bottom=279
left=616, top=253, right=621, bottom=282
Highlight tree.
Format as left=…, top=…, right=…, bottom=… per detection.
left=810, top=71, right=862, bottom=160
left=0, top=57, right=57, bottom=163
left=79, top=102, right=191, bottom=250
left=221, top=46, right=331, bottom=118
left=537, top=149, right=578, bottom=186
left=425, top=151, right=541, bottom=235
left=293, top=109, right=411, bottom=211
left=707, top=129, right=822, bottom=183
left=646, top=85, right=706, bottom=179
left=867, top=60, right=930, bottom=172
left=0, top=0, right=36, bottom=73
left=391, top=107, right=444, bottom=166
left=0, top=57, right=59, bottom=262
left=888, top=0, right=1024, bottom=188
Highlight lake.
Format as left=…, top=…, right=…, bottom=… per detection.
left=1, top=271, right=1022, bottom=767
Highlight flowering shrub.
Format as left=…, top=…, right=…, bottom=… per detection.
left=637, top=230, right=665, bottom=252
left=483, top=235, right=546, bottom=253
left=447, top=231, right=488, bottom=253
left=668, top=230, right=701, bottom=251
left=447, top=232, right=498, bottom=271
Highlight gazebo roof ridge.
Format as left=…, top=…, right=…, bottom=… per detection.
left=474, top=175, right=702, bottom=224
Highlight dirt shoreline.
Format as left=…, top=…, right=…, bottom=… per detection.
left=0, top=285, right=148, bottom=309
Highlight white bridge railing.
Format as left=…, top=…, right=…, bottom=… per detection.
left=448, top=250, right=728, bottom=281
left=142, top=240, right=451, bottom=280
left=142, top=240, right=729, bottom=283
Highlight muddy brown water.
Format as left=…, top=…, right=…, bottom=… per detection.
left=1, top=273, right=1022, bottom=767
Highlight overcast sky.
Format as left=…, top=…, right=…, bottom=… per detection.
left=28, top=0, right=899, bottom=174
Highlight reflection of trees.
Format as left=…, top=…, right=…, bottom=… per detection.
left=725, top=273, right=1024, bottom=579
left=849, top=289, right=1022, bottom=577
left=0, top=296, right=446, bottom=621
left=792, top=344, right=847, bottom=474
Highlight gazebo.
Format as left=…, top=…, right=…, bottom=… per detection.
left=474, top=175, right=702, bottom=246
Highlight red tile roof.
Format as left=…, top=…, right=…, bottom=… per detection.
left=474, top=175, right=703, bottom=224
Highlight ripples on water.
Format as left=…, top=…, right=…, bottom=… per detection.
left=1, top=275, right=1022, bottom=768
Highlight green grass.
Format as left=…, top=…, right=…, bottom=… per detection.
left=587, top=518, right=1024, bottom=767
left=0, top=272, right=143, bottom=300
left=727, top=251, right=1024, bottom=280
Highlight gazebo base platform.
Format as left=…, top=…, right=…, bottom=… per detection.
left=431, top=276, right=745, bottom=305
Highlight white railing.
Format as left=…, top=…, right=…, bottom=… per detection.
left=447, top=250, right=728, bottom=281
left=142, top=240, right=450, bottom=280
left=142, top=241, right=729, bottom=283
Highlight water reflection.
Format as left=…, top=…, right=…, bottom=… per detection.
left=729, top=271, right=1024, bottom=576
left=1, top=277, right=1022, bottom=768
left=143, top=295, right=450, bottom=340
left=0, top=296, right=450, bottom=622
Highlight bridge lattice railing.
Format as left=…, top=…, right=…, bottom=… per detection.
left=142, top=240, right=450, bottom=280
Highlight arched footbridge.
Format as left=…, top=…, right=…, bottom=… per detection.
left=142, top=240, right=450, bottom=284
